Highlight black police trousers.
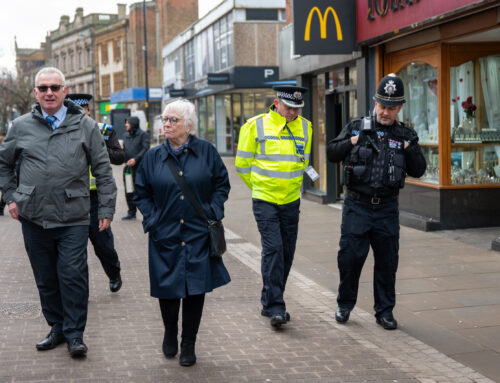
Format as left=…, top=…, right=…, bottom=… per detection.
left=89, top=190, right=121, bottom=281
left=337, top=197, right=399, bottom=318
left=253, top=198, right=300, bottom=315
left=20, top=217, right=89, bottom=340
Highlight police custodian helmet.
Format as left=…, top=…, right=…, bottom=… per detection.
left=67, top=93, right=93, bottom=107
left=373, top=74, right=405, bottom=107
left=273, top=85, right=308, bottom=108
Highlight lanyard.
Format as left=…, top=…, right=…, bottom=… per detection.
left=285, top=124, right=305, bottom=163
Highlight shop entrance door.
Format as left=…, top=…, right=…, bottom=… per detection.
left=325, top=92, right=345, bottom=202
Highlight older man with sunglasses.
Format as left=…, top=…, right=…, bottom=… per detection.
left=0, top=67, right=117, bottom=357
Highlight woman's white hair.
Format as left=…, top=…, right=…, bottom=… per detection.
left=163, top=99, right=198, bottom=135
left=34, top=67, right=66, bottom=87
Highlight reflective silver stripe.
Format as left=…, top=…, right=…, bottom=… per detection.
left=256, top=117, right=266, bottom=155
left=236, top=166, right=251, bottom=174
left=236, top=150, right=254, bottom=159
left=301, top=119, right=309, bottom=145
left=304, top=153, right=310, bottom=162
left=255, top=153, right=303, bottom=163
left=251, top=165, right=304, bottom=179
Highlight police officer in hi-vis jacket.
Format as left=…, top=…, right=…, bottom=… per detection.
left=236, top=86, right=313, bottom=328
left=327, top=74, right=426, bottom=330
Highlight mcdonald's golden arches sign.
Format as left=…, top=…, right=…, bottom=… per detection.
left=293, top=0, right=356, bottom=55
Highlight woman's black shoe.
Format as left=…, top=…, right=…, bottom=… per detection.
left=179, top=341, right=196, bottom=366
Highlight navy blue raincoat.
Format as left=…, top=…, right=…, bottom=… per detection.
left=134, top=136, right=231, bottom=299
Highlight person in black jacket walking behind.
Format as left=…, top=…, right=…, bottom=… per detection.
left=327, top=74, right=426, bottom=330
left=122, top=116, right=150, bottom=220
left=68, top=93, right=125, bottom=293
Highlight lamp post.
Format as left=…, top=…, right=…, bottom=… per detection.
left=143, top=0, right=151, bottom=136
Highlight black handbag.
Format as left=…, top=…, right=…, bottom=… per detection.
left=166, top=157, right=227, bottom=258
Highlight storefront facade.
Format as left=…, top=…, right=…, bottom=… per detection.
left=161, top=0, right=289, bottom=155
left=280, top=1, right=370, bottom=204
left=357, top=0, right=500, bottom=229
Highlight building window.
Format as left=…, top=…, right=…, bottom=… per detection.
left=113, top=71, right=124, bottom=91
left=78, top=51, right=83, bottom=69
left=101, top=74, right=111, bottom=97
left=184, top=40, right=195, bottom=84
left=70, top=53, right=74, bottom=72
left=114, top=40, right=122, bottom=62
left=101, top=43, right=109, bottom=65
left=246, top=9, right=278, bottom=21
left=213, top=13, right=234, bottom=72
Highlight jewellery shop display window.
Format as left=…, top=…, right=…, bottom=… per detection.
left=387, top=42, right=500, bottom=187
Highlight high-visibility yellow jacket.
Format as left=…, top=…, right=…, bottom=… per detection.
left=235, top=106, right=312, bottom=205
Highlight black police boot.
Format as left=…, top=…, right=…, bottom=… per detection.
left=179, top=340, right=196, bottom=366
left=376, top=314, right=398, bottom=330
left=335, top=307, right=351, bottom=324
left=162, top=326, right=178, bottom=358
left=121, top=212, right=136, bottom=220
left=270, top=312, right=287, bottom=328
left=109, top=275, right=122, bottom=293
left=261, top=309, right=290, bottom=322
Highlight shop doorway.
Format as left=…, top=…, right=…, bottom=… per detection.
left=325, top=91, right=346, bottom=202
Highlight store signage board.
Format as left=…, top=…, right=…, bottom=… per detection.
left=357, top=0, right=484, bottom=43
left=293, top=0, right=356, bottom=55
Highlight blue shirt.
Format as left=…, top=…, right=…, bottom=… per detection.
left=41, top=105, right=68, bottom=129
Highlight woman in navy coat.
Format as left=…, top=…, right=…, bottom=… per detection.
left=134, top=99, right=231, bottom=366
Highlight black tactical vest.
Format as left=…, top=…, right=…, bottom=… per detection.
left=344, top=117, right=406, bottom=196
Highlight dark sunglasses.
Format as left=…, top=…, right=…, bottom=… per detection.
left=36, top=84, right=64, bottom=93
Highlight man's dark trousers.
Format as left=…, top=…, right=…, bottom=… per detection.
left=88, top=191, right=120, bottom=280
left=20, top=217, right=89, bottom=340
left=252, top=198, right=300, bottom=315
left=337, top=197, right=399, bottom=318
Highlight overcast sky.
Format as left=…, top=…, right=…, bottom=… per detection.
left=0, top=0, right=222, bottom=72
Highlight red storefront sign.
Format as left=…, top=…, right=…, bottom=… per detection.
left=357, top=0, right=484, bottom=43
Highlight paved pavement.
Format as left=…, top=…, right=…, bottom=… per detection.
left=0, top=159, right=499, bottom=382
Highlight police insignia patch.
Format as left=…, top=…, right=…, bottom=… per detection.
left=384, top=80, right=396, bottom=96
left=293, top=91, right=302, bottom=99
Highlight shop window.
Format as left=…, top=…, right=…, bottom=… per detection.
left=450, top=54, right=500, bottom=185
left=398, top=62, right=439, bottom=184
left=207, top=96, right=215, bottom=144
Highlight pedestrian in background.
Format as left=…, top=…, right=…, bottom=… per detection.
left=235, top=86, right=314, bottom=328
left=122, top=116, right=149, bottom=220
left=134, top=99, right=231, bottom=366
left=67, top=93, right=124, bottom=293
left=0, top=67, right=116, bottom=356
left=327, top=74, right=426, bottom=330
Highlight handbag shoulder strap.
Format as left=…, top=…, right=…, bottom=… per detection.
left=166, top=156, right=209, bottom=223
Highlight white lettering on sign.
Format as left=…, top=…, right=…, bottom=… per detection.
left=264, top=69, right=275, bottom=78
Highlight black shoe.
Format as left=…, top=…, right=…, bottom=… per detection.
left=261, top=309, right=290, bottom=322
left=335, top=307, right=351, bottom=324
left=36, top=332, right=65, bottom=351
left=162, top=330, right=178, bottom=358
left=270, top=313, right=287, bottom=327
left=109, top=276, right=122, bottom=293
left=121, top=213, right=136, bottom=220
left=179, top=341, right=196, bottom=366
left=67, top=338, right=88, bottom=357
left=376, top=315, right=398, bottom=330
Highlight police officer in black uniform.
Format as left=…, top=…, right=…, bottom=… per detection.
left=67, top=94, right=125, bottom=293
left=327, top=74, right=426, bottom=330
